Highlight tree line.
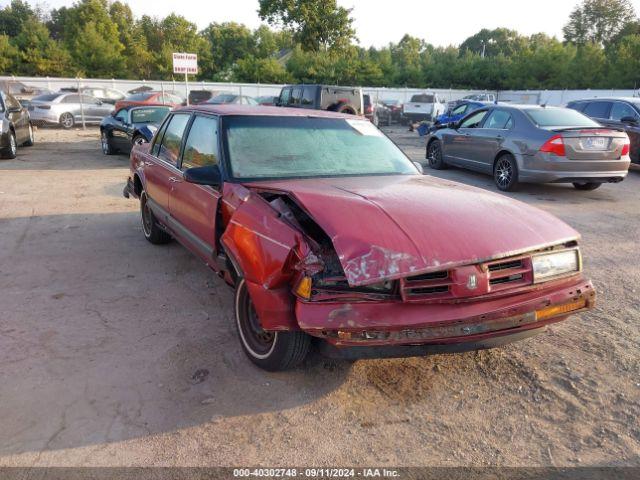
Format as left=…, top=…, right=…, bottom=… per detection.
left=0, top=0, right=639, bottom=90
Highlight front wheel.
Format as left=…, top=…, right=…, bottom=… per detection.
left=23, top=123, right=34, bottom=147
left=2, top=130, right=17, bottom=159
left=426, top=140, right=447, bottom=170
left=573, top=182, right=601, bottom=191
left=494, top=154, right=519, bottom=191
left=235, top=278, right=310, bottom=371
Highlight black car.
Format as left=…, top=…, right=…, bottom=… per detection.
left=100, top=105, right=170, bottom=155
left=277, top=84, right=363, bottom=115
left=567, top=97, right=640, bottom=164
left=1, top=90, right=34, bottom=159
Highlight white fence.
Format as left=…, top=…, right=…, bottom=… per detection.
left=2, top=75, right=639, bottom=106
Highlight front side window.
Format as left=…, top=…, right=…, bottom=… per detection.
left=484, top=110, right=512, bottom=129
left=115, top=109, right=128, bottom=123
left=610, top=102, right=639, bottom=121
left=451, top=104, right=467, bottom=116
left=460, top=110, right=488, bottom=128
left=181, top=116, right=219, bottom=170
left=291, top=88, right=302, bottom=105
left=158, top=114, right=190, bottom=165
left=224, top=116, right=418, bottom=180
left=279, top=88, right=291, bottom=105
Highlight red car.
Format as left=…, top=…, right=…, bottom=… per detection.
left=114, top=91, right=183, bottom=111
left=124, top=105, right=595, bottom=371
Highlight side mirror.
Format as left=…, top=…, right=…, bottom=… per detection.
left=184, top=165, right=221, bottom=187
left=447, top=121, right=458, bottom=129
left=620, top=116, right=638, bottom=125
left=413, top=161, right=424, bottom=174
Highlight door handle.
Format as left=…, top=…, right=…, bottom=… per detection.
left=143, top=161, right=153, bottom=166
left=169, top=176, right=182, bottom=183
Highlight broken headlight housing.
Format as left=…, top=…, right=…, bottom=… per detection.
left=314, top=277, right=396, bottom=294
left=532, top=248, right=581, bottom=283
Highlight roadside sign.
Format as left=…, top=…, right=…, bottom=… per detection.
left=173, top=53, right=198, bottom=75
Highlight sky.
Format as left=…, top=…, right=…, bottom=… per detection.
left=6, top=0, right=640, bottom=47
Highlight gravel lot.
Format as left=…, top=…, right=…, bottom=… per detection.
left=0, top=126, right=638, bottom=468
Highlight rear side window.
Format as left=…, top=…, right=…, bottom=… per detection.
left=610, top=102, right=639, bottom=121
left=33, top=93, right=62, bottom=102
left=410, top=94, right=434, bottom=103
left=181, top=115, right=219, bottom=170
left=62, top=95, right=80, bottom=104
left=451, top=104, right=467, bottom=115
left=158, top=114, right=190, bottom=165
left=301, top=87, right=315, bottom=106
left=567, top=102, right=586, bottom=112
left=291, top=88, right=302, bottom=105
left=279, top=88, right=291, bottom=105
left=583, top=101, right=611, bottom=119
left=460, top=110, right=488, bottom=128
left=484, top=110, right=512, bottom=129
left=151, top=118, right=170, bottom=156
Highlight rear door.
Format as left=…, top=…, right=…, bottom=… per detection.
left=143, top=113, right=191, bottom=221
left=582, top=101, right=612, bottom=125
left=608, top=101, right=640, bottom=161
left=169, top=114, right=221, bottom=261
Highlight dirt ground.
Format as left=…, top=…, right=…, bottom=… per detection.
left=0, top=125, right=638, bottom=468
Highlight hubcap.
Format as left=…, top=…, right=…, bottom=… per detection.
left=141, top=197, right=152, bottom=237
left=134, top=136, right=145, bottom=146
left=9, top=134, right=16, bottom=155
left=428, top=144, right=440, bottom=165
left=237, top=281, right=277, bottom=358
left=62, top=114, right=73, bottom=128
left=496, top=158, right=512, bottom=188
left=101, top=133, right=109, bottom=153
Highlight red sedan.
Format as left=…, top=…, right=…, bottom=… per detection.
left=114, top=91, right=183, bottom=111
left=124, top=105, right=595, bottom=371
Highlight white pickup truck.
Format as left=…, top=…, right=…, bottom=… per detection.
left=401, top=93, right=447, bottom=125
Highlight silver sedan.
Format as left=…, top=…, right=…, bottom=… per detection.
left=28, top=92, right=114, bottom=129
left=425, top=105, right=631, bottom=191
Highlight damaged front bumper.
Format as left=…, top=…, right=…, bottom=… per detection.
left=296, top=276, right=594, bottom=351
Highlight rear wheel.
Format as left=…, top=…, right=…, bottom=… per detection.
left=132, top=134, right=147, bottom=147
left=2, top=130, right=17, bottom=159
left=140, top=191, right=171, bottom=244
left=235, top=278, right=310, bottom=371
left=573, top=182, right=601, bottom=191
left=60, top=112, right=74, bottom=129
left=494, top=154, right=519, bottom=191
left=426, top=140, right=447, bottom=170
left=101, top=131, right=114, bottom=155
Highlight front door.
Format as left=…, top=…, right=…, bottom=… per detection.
left=467, top=109, right=514, bottom=173
left=444, top=109, right=488, bottom=166
left=169, top=114, right=221, bottom=262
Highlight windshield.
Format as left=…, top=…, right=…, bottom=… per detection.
left=524, top=108, right=600, bottom=128
left=224, top=116, right=418, bottom=180
left=410, top=94, right=434, bottom=103
left=131, top=107, right=170, bottom=123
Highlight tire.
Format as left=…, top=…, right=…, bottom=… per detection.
left=235, top=278, right=310, bottom=371
left=573, top=182, right=602, bottom=191
left=494, top=153, right=519, bottom=192
left=336, top=104, right=356, bottom=115
left=2, top=130, right=17, bottom=159
left=426, top=140, right=447, bottom=170
left=140, top=191, right=171, bottom=244
left=101, top=130, right=115, bottom=155
left=60, top=112, right=74, bottom=129
left=132, top=134, right=147, bottom=147
left=23, top=123, right=34, bottom=147
left=372, top=114, right=379, bottom=127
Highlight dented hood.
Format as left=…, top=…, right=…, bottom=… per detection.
left=246, top=175, right=579, bottom=286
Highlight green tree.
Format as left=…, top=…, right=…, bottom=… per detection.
left=607, top=34, right=640, bottom=87
left=459, top=28, right=527, bottom=58
left=0, top=34, right=19, bottom=73
left=201, top=22, right=255, bottom=79
left=233, top=56, right=291, bottom=83
left=563, top=0, right=637, bottom=45
left=258, top=0, right=355, bottom=52
left=12, top=18, right=72, bottom=76
left=0, top=0, right=36, bottom=37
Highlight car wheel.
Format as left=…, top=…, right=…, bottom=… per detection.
left=494, top=154, right=519, bottom=192
left=426, top=140, right=447, bottom=170
left=573, top=182, right=602, bottom=191
left=132, top=134, right=147, bottom=147
left=235, top=278, right=310, bottom=371
left=60, top=113, right=74, bottom=129
left=140, top=191, right=171, bottom=244
left=101, top=131, right=114, bottom=155
left=372, top=114, right=379, bottom=127
left=2, top=130, right=17, bottom=159
left=23, top=123, right=34, bottom=147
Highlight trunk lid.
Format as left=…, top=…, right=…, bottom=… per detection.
left=554, top=128, right=628, bottom=160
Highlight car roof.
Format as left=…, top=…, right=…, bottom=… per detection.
left=172, top=104, right=359, bottom=119
left=569, top=97, right=640, bottom=103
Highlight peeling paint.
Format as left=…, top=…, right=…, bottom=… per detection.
left=343, top=246, right=417, bottom=285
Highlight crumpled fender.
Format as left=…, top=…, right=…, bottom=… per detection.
left=221, top=184, right=308, bottom=330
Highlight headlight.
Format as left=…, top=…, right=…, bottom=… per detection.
left=532, top=249, right=581, bottom=283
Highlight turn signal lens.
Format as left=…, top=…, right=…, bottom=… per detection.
left=295, top=276, right=312, bottom=299
left=535, top=298, right=587, bottom=321
left=540, top=134, right=566, bottom=156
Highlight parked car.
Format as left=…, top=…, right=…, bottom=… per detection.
left=74, top=87, right=126, bottom=105
left=401, top=93, right=447, bottom=124
left=205, top=94, right=258, bottom=105
left=0, top=79, right=49, bottom=101
left=114, top=92, right=183, bottom=111
left=567, top=97, right=640, bottom=164
left=100, top=105, right=170, bottom=155
left=363, top=95, right=392, bottom=126
left=28, top=92, right=113, bottom=128
left=381, top=99, right=403, bottom=122
left=255, top=95, right=279, bottom=106
left=434, top=101, right=487, bottom=126
left=277, top=84, right=363, bottom=115
left=188, top=90, right=229, bottom=105
left=425, top=105, right=631, bottom=191
left=124, top=104, right=595, bottom=371
left=1, top=90, right=34, bottom=158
